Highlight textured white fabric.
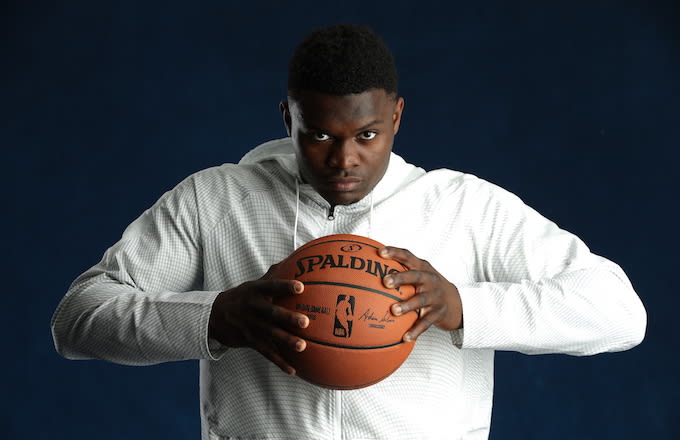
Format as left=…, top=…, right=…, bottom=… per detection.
left=51, top=137, right=646, bottom=439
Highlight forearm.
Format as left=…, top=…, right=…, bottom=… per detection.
left=457, top=258, right=646, bottom=355
left=51, top=270, right=222, bottom=365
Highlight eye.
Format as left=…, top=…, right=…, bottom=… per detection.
left=359, top=131, right=377, bottom=140
left=313, top=132, right=331, bottom=141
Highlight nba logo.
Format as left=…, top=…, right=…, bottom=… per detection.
left=333, top=294, right=355, bottom=338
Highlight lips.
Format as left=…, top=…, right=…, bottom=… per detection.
left=330, top=180, right=360, bottom=192
left=324, top=175, right=361, bottom=191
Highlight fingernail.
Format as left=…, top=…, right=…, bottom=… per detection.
left=295, top=340, right=306, bottom=352
left=286, top=367, right=296, bottom=375
left=384, top=276, right=394, bottom=288
left=298, top=317, right=308, bottom=328
left=392, top=304, right=402, bottom=315
left=403, top=333, right=412, bottom=342
left=294, top=282, right=303, bottom=293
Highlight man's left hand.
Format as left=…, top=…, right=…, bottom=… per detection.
left=379, top=246, right=463, bottom=342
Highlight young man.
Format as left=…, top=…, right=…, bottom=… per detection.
left=52, top=24, right=646, bottom=439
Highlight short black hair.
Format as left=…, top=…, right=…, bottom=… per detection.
left=287, top=24, right=398, bottom=99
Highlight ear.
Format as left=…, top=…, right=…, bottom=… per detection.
left=280, top=101, right=292, bottom=136
left=392, top=97, right=405, bottom=135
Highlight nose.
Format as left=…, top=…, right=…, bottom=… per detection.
left=327, top=139, right=359, bottom=169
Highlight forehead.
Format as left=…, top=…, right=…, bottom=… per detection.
left=289, top=89, right=394, bottom=128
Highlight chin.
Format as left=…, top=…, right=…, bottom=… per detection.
left=327, top=194, right=362, bottom=206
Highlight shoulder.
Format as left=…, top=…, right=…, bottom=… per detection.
left=407, top=164, right=522, bottom=208
left=189, top=138, right=295, bottom=196
left=384, top=152, right=522, bottom=208
left=190, top=162, right=273, bottom=194
left=146, top=148, right=292, bottom=223
left=189, top=137, right=297, bottom=197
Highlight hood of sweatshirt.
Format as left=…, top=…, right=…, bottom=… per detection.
left=238, top=137, right=426, bottom=211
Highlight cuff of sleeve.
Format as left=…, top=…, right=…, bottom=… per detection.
left=199, top=290, right=227, bottom=360
left=455, top=283, right=504, bottom=350
left=207, top=337, right=228, bottom=360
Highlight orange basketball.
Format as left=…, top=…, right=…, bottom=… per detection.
left=272, top=234, right=417, bottom=389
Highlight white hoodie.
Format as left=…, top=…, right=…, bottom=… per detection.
left=52, top=137, right=646, bottom=439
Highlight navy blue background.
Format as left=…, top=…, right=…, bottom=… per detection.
left=3, top=1, right=678, bottom=438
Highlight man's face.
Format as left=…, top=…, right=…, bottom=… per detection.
left=281, top=89, right=404, bottom=207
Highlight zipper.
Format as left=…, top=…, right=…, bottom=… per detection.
left=328, top=205, right=336, bottom=221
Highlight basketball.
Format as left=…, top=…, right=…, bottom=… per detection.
left=271, top=233, right=417, bottom=389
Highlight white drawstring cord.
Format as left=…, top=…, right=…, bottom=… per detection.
left=368, top=192, right=374, bottom=239
left=293, top=177, right=300, bottom=252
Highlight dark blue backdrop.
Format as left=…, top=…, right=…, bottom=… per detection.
left=3, top=1, right=678, bottom=438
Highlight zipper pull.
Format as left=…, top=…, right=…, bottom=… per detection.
left=327, top=205, right=336, bottom=221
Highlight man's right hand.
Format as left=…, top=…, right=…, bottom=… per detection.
left=208, top=265, right=309, bottom=375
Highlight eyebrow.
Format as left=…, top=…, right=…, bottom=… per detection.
left=356, top=120, right=384, bottom=131
left=306, top=119, right=385, bottom=134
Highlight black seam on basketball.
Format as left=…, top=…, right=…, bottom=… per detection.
left=288, top=238, right=378, bottom=258
left=286, top=236, right=409, bottom=272
left=303, top=280, right=402, bottom=302
left=294, top=334, right=405, bottom=350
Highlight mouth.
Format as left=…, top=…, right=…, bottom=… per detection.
left=327, top=177, right=362, bottom=192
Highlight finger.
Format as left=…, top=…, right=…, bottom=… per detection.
left=250, top=278, right=304, bottom=297
left=391, top=291, right=430, bottom=317
left=244, top=321, right=306, bottom=374
left=272, top=326, right=307, bottom=353
left=245, top=285, right=309, bottom=328
left=252, top=337, right=298, bottom=375
left=402, top=311, right=441, bottom=342
left=383, top=269, right=436, bottom=291
left=378, top=246, right=426, bottom=270
left=248, top=309, right=305, bottom=352
left=244, top=305, right=309, bottom=341
left=270, top=303, right=310, bottom=329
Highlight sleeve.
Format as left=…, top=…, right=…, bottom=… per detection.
left=50, top=175, right=227, bottom=366
left=453, top=183, right=647, bottom=356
